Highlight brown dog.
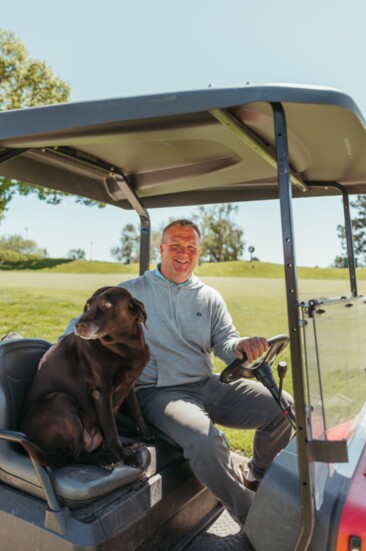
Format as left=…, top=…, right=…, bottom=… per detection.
left=20, top=286, right=153, bottom=469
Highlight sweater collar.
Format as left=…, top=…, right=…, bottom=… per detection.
left=153, top=264, right=193, bottom=288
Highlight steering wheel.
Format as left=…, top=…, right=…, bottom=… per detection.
left=220, top=334, right=290, bottom=383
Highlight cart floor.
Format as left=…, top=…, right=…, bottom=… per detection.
left=186, top=510, right=253, bottom=551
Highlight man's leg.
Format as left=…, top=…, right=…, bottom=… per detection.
left=137, top=382, right=254, bottom=525
left=203, top=374, right=294, bottom=480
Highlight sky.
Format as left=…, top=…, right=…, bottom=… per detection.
left=1, top=0, right=365, bottom=267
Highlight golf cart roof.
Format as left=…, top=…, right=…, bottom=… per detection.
left=0, top=83, right=366, bottom=209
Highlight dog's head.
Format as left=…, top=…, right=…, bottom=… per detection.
left=75, top=286, right=147, bottom=340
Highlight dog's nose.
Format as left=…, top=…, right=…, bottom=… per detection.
left=75, top=322, right=89, bottom=329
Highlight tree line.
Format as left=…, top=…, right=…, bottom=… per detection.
left=111, top=204, right=247, bottom=265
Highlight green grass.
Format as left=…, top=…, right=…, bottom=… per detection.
left=3, top=257, right=366, bottom=281
left=40, top=260, right=140, bottom=274
left=1, top=267, right=365, bottom=456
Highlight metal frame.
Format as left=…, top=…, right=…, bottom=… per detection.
left=0, top=145, right=151, bottom=274
left=50, top=146, right=151, bottom=274
left=0, top=148, right=29, bottom=165
left=209, top=109, right=308, bottom=192
left=271, top=103, right=314, bottom=551
left=104, top=174, right=150, bottom=274
left=308, top=182, right=358, bottom=297
left=0, top=430, right=67, bottom=534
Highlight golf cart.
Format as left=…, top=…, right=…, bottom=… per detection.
left=0, top=84, right=365, bottom=551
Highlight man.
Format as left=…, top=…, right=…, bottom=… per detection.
left=64, top=219, right=293, bottom=525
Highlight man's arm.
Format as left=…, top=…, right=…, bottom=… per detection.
left=211, top=292, right=267, bottom=364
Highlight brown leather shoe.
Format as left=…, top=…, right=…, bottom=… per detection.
left=238, top=461, right=260, bottom=492
left=242, top=474, right=260, bottom=492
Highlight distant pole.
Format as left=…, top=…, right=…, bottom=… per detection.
left=248, top=245, right=255, bottom=262
left=90, top=242, right=93, bottom=261
left=25, top=227, right=28, bottom=240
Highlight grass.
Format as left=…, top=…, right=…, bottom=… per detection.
left=3, top=257, right=366, bottom=280
left=1, top=264, right=366, bottom=456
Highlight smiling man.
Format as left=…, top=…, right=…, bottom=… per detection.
left=64, top=219, right=293, bottom=526
left=159, top=222, right=201, bottom=285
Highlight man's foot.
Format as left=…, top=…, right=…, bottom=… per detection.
left=242, top=473, right=260, bottom=492
left=239, top=462, right=260, bottom=492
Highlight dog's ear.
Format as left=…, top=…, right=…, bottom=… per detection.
left=84, top=286, right=115, bottom=312
left=132, top=298, right=148, bottom=327
left=92, top=286, right=115, bottom=298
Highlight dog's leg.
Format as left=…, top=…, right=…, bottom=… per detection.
left=124, top=389, right=155, bottom=441
left=91, top=387, right=141, bottom=466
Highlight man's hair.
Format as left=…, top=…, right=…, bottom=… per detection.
left=161, top=219, right=201, bottom=243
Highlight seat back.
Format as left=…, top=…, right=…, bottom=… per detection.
left=0, top=338, right=53, bottom=496
left=0, top=338, right=51, bottom=433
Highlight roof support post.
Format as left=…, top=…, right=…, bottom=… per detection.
left=105, top=174, right=150, bottom=275
left=309, top=182, right=357, bottom=297
left=35, top=146, right=150, bottom=275
left=271, top=102, right=314, bottom=551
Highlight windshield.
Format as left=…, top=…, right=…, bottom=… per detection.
left=302, top=296, right=366, bottom=441
left=301, top=295, right=366, bottom=509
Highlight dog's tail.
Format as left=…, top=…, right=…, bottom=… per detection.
left=21, top=440, right=66, bottom=469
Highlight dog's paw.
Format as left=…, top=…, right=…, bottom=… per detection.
left=121, top=444, right=144, bottom=468
left=99, top=443, right=143, bottom=469
left=137, top=424, right=156, bottom=442
left=100, top=461, right=117, bottom=471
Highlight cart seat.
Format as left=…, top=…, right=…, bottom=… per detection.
left=0, top=338, right=153, bottom=509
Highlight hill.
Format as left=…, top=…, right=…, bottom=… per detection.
left=1, top=258, right=365, bottom=279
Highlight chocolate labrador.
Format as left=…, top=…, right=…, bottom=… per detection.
left=20, top=286, right=153, bottom=469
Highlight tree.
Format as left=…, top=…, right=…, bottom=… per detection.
left=337, top=195, right=366, bottom=265
left=0, top=30, right=101, bottom=220
left=192, top=204, right=245, bottom=262
left=0, top=233, right=47, bottom=258
left=68, top=248, right=86, bottom=260
left=150, top=222, right=168, bottom=265
left=111, top=223, right=139, bottom=264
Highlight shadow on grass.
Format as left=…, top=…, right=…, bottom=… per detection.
left=0, top=258, right=73, bottom=270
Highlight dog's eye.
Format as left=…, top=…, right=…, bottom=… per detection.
left=104, top=300, right=113, bottom=309
left=128, top=301, right=135, bottom=310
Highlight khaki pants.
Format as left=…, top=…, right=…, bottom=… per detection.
left=137, top=374, right=293, bottom=525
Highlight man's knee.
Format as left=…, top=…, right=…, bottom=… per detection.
left=184, top=426, right=229, bottom=462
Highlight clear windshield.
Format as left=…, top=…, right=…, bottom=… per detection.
left=301, top=295, right=366, bottom=509
left=302, top=296, right=366, bottom=440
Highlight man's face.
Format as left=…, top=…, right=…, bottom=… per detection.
left=159, top=225, right=201, bottom=284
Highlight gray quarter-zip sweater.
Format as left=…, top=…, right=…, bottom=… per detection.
left=63, top=270, right=241, bottom=388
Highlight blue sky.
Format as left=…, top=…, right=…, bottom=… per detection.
left=1, top=0, right=365, bottom=266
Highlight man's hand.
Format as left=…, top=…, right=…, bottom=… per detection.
left=235, top=337, right=268, bottom=364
